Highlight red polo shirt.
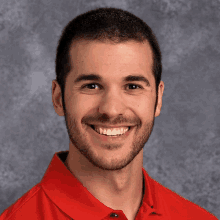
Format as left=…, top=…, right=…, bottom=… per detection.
left=0, top=151, right=217, bottom=220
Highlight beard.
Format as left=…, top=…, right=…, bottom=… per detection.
left=62, top=96, right=157, bottom=171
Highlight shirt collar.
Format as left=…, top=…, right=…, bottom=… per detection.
left=40, top=151, right=167, bottom=219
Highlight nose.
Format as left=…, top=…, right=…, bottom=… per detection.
left=98, top=89, right=127, bottom=118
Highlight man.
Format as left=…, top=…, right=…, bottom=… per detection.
left=0, top=7, right=217, bottom=220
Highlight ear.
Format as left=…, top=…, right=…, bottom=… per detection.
left=154, top=81, right=164, bottom=117
left=52, top=80, right=65, bottom=116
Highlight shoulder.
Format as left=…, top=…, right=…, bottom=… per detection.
left=152, top=179, right=218, bottom=219
left=0, top=183, right=43, bottom=220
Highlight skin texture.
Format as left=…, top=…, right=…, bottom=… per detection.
left=52, top=39, right=164, bottom=220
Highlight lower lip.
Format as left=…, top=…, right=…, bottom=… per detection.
left=87, top=125, right=136, bottom=142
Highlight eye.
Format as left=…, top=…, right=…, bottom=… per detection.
left=82, top=83, right=100, bottom=90
left=127, top=84, right=143, bottom=90
left=81, top=83, right=143, bottom=90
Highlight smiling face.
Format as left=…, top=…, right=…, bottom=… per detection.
left=52, top=39, right=164, bottom=171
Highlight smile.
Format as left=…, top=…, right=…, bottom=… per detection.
left=87, top=124, right=135, bottom=142
left=90, top=125, right=131, bottom=136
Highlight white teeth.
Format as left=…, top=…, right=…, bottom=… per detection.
left=93, top=126, right=129, bottom=136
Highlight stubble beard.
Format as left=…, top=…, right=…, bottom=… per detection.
left=63, top=108, right=156, bottom=171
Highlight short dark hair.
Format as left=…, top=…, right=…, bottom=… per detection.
left=55, top=7, right=162, bottom=112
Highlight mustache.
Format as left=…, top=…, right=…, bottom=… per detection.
left=82, top=115, right=139, bottom=126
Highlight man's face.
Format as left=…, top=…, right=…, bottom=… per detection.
left=52, top=39, right=164, bottom=171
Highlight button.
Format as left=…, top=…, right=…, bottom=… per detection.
left=151, top=205, right=153, bottom=208
left=110, top=213, right=119, bottom=218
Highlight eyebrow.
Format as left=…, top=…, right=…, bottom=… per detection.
left=74, top=73, right=151, bottom=87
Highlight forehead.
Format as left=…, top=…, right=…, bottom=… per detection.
left=70, top=39, right=153, bottom=67
left=68, top=39, right=154, bottom=86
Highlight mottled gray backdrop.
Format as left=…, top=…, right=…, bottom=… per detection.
left=0, top=0, right=219, bottom=218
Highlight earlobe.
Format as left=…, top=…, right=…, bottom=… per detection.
left=155, top=105, right=161, bottom=117
left=52, top=80, right=65, bottom=116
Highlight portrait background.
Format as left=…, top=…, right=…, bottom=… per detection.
left=0, top=0, right=219, bottom=218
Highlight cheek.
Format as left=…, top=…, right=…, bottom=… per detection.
left=131, top=95, right=154, bottom=110
left=69, top=96, right=93, bottom=117
left=132, top=98, right=156, bottom=121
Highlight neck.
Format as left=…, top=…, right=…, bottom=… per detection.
left=64, top=149, right=144, bottom=219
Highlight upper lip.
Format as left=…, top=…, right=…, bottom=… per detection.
left=88, top=124, right=135, bottom=128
